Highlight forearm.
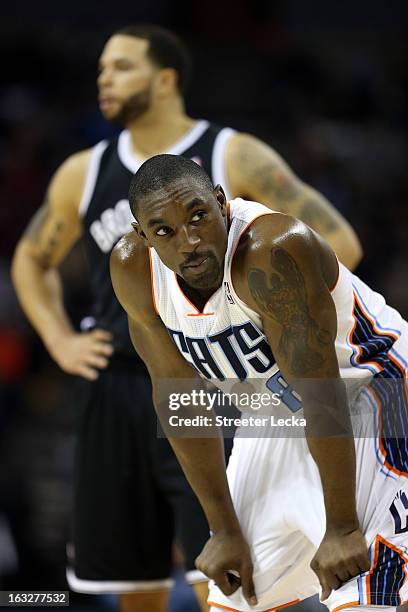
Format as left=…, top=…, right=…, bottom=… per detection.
left=169, top=433, right=240, bottom=533
left=307, top=435, right=358, bottom=527
left=153, top=388, right=240, bottom=534
left=302, top=380, right=358, bottom=530
left=12, top=243, right=74, bottom=349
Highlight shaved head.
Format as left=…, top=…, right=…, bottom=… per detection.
left=129, top=154, right=214, bottom=219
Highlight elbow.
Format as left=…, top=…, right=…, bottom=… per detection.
left=333, top=229, right=363, bottom=272
left=342, top=234, right=363, bottom=272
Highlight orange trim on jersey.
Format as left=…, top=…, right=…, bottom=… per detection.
left=377, top=534, right=408, bottom=562
left=355, top=292, right=400, bottom=343
left=331, top=601, right=359, bottom=612
left=148, top=248, right=160, bottom=316
left=174, top=273, right=218, bottom=316
left=207, top=598, right=300, bottom=612
left=364, top=534, right=408, bottom=605
left=349, top=292, right=385, bottom=372
left=229, top=211, right=277, bottom=302
left=187, top=312, right=215, bottom=317
left=264, top=598, right=300, bottom=611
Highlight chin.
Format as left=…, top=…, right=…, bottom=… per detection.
left=185, top=271, right=220, bottom=291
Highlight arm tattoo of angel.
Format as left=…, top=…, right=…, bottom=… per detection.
left=248, top=248, right=331, bottom=375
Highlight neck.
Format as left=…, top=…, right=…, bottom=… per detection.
left=177, top=269, right=224, bottom=312
left=126, top=95, right=196, bottom=159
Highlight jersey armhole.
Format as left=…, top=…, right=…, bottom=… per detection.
left=148, top=248, right=160, bottom=316
left=78, top=140, right=108, bottom=218
left=211, top=127, right=236, bottom=200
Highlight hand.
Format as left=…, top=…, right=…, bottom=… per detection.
left=310, top=526, right=370, bottom=601
left=195, top=529, right=258, bottom=607
left=48, top=329, right=113, bottom=380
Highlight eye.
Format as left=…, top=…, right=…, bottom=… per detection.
left=191, top=210, right=207, bottom=223
left=156, top=226, right=173, bottom=236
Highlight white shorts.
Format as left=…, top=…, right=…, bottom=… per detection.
left=208, top=422, right=408, bottom=612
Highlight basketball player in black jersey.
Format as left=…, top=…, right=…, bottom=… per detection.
left=12, top=25, right=362, bottom=612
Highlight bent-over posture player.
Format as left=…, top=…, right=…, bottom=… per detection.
left=12, top=24, right=362, bottom=612
left=111, top=154, right=408, bottom=612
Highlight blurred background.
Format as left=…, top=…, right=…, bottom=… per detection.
left=0, top=0, right=407, bottom=610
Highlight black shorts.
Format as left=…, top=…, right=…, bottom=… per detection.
left=66, top=361, right=210, bottom=593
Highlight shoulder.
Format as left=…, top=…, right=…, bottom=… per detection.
left=110, top=232, right=154, bottom=320
left=226, top=132, right=283, bottom=166
left=237, top=213, right=319, bottom=269
left=49, top=148, right=94, bottom=211
left=232, top=212, right=337, bottom=301
left=54, top=148, right=93, bottom=184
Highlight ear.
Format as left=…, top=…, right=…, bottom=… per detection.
left=214, top=184, right=227, bottom=217
left=155, top=67, right=178, bottom=97
left=131, top=221, right=150, bottom=246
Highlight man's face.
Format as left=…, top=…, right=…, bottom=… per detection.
left=97, top=35, right=156, bottom=125
left=136, top=182, right=228, bottom=291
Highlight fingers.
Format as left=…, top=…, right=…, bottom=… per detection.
left=239, top=561, right=258, bottom=607
left=90, top=330, right=114, bottom=355
left=212, top=571, right=240, bottom=597
left=86, top=354, right=110, bottom=369
left=311, top=556, right=370, bottom=602
left=320, top=577, right=332, bottom=603
left=75, top=365, right=99, bottom=381
left=92, top=329, right=113, bottom=343
left=357, top=554, right=371, bottom=573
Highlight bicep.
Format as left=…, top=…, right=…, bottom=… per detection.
left=245, top=233, right=339, bottom=383
left=18, top=153, right=88, bottom=268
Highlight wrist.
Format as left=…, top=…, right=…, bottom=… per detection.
left=44, top=325, right=75, bottom=356
left=325, top=516, right=360, bottom=534
left=209, top=511, right=241, bottom=535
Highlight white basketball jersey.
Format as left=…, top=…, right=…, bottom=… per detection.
left=150, top=198, right=408, bottom=611
left=150, top=198, right=405, bottom=375
left=149, top=198, right=408, bottom=476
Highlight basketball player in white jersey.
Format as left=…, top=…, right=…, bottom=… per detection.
left=111, top=154, right=408, bottom=612
left=13, top=25, right=361, bottom=612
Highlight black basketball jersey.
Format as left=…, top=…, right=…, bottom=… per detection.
left=80, top=120, right=235, bottom=360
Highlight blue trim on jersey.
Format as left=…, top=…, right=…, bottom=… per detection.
left=352, top=283, right=401, bottom=337
left=357, top=574, right=364, bottom=604
left=351, top=296, right=408, bottom=475
left=369, top=539, right=405, bottom=606
left=391, top=346, right=408, bottom=371
left=362, top=389, right=398, bottom=480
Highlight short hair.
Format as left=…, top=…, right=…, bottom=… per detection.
left=114, top=24, right=192, bottom=95
left=129, top=154, right=214, bottom=219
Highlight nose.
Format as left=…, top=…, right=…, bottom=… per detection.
left=98, top=67, right=112, bottom=89
left=178, top=224, right=200, bottom=254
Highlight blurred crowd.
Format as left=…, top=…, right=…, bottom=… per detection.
left=0, top=0, right=407, bottom=608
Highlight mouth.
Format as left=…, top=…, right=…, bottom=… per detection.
left=183, top=256, right=210, bottom=274
left=99, top=96, right=118, bottom=111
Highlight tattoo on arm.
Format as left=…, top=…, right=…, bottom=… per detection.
left=235, top=145, right=339, bottom=234
left=248, top=248, right=331, bottom=375
left=23, top=195, right=65, bottom=267
left=297, top=198, right=339, bottom=234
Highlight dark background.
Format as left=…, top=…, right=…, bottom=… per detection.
left=0, top=0, right=407, bottom=609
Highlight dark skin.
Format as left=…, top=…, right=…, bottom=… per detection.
left=111, top=180, right=370, bottom=607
